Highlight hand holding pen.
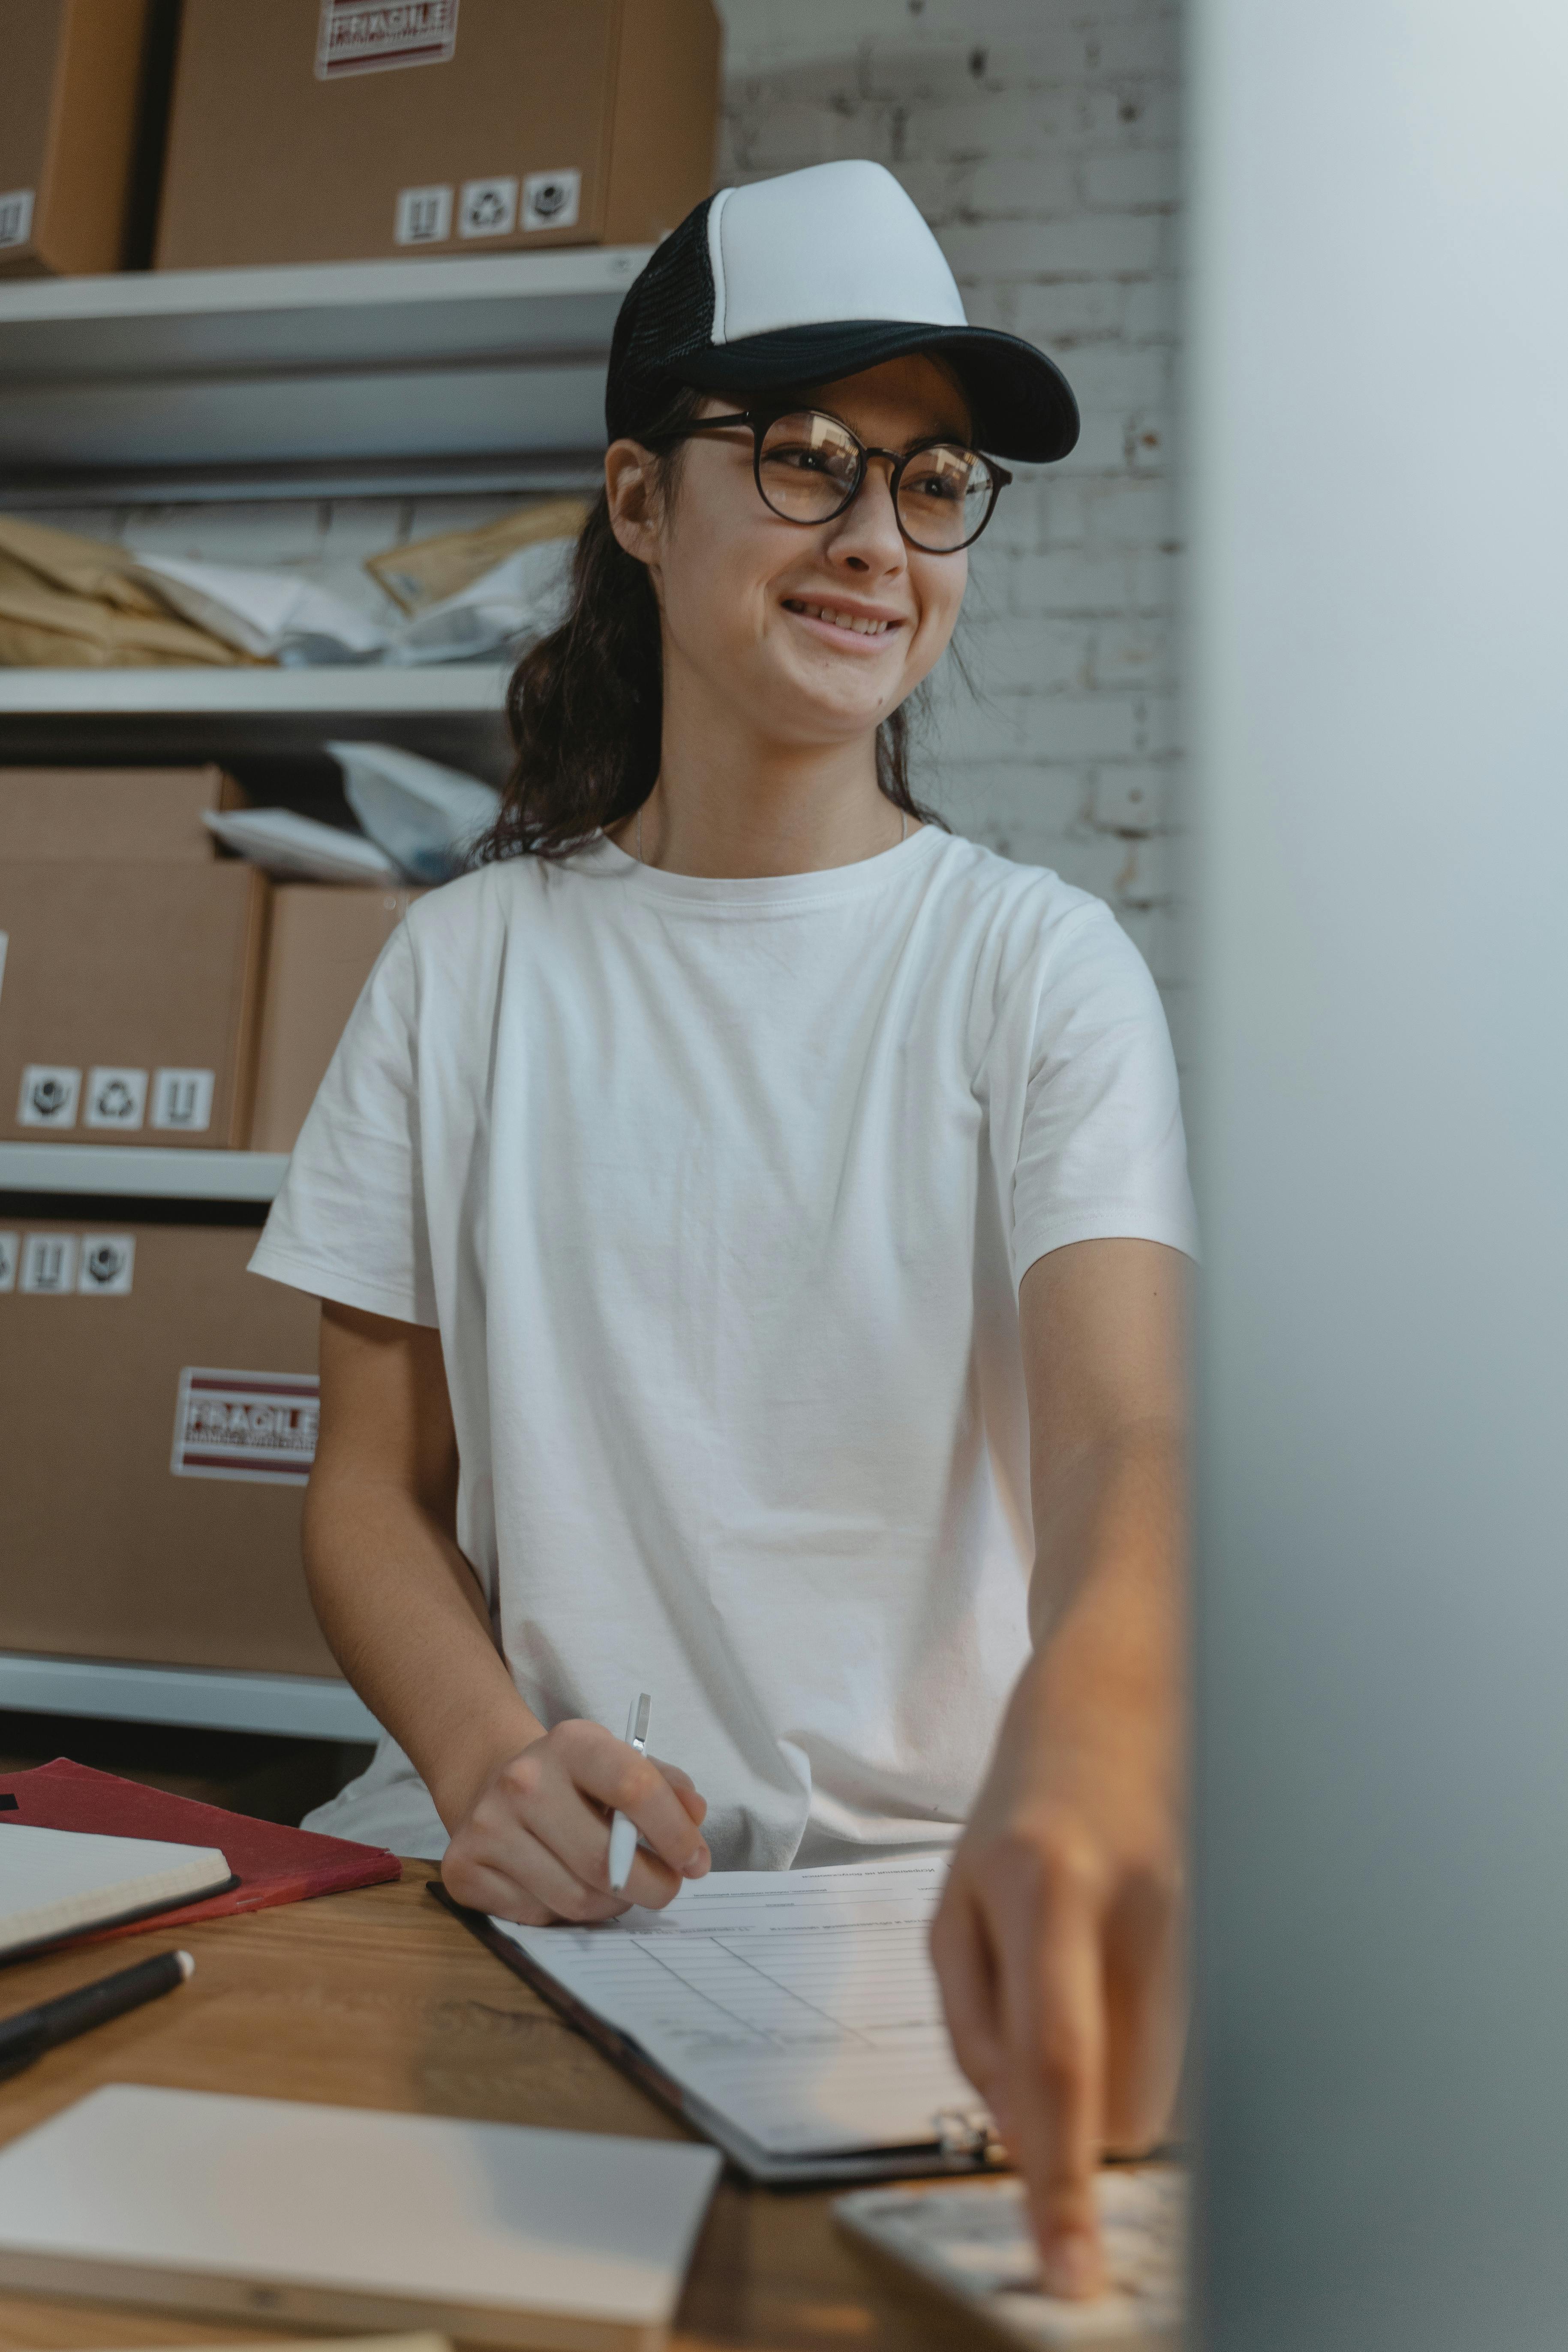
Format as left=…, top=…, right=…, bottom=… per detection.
left=440, top=1696, right=709, bottom=1928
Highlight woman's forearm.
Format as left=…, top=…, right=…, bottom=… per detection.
left=304, top=1304, right=707, bottom=1922
left=302, top=1472, right=542, bottom=1830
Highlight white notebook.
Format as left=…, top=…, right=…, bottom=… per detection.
left=0, top=1823, right=234, bottom=1960
left=476, top=1853, right=992, bottom=2184
left=0, top=2085, right=722, bottom=2352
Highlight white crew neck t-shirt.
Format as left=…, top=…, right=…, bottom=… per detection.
left=252, top=825, right=1196, bottom=1865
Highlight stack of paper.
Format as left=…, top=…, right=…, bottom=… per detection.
left=0, top=1823, right=233, bottom=1962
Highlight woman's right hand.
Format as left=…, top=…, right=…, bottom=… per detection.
left=441, top=1718, right=711, bottom=1924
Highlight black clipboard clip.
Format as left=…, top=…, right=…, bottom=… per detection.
left=932, top=2106, right=1007, bottom=2166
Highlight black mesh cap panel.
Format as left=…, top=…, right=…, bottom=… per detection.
left=605, top=198, right=719, bottom=442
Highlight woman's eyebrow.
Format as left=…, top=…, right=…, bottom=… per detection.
left=812, top=406, right=975, bottom=449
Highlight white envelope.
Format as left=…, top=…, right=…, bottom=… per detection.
left=135, top=555, right=389, bottom=664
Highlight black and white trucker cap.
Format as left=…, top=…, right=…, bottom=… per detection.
left=605, top=159, right=1079, bottom=464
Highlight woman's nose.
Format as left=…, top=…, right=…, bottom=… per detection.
left=828, top=457, right=907, bottom=571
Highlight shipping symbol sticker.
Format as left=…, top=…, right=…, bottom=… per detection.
left=150, top=1068, right=214, bottom=1133
left=394, top=184, right=454, bottom=246
left=78, top=1235, right=135, bottom=1297
left=85, top=1067, right=148, bottom=1131
left=460, top=177, right=517, bottom=239
left=316, top=0, right=460, bottom=80
left=522, top=170, right=580, bottom=234
left=20, top=1234, right=77, bottom=1295
left=0, top=189, right=34, bottom=250
left=17, top=1066, right=80, bottom=1129
left=0, top=1233, right=17, bottom=1293
left=171, top=1368, right=321, bottom=1485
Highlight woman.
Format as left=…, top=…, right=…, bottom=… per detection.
left=253, top=160, right=1195, bottom=2294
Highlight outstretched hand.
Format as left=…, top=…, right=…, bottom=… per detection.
left=930, top=1649, right=1185, bottom=2298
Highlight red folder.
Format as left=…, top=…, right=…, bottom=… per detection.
left=0, top=1757, right=400, bottom=1949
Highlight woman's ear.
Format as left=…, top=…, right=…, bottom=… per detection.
left=605, top=438, right=662, bottom=569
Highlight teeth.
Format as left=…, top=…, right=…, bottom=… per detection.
left=793, top=601, right=894, bottom=636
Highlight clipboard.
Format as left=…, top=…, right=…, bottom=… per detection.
left=431, top=1874, right=1009, bottom=2187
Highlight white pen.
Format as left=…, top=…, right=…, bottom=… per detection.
left=607, top=1690, right=652, bottom=1894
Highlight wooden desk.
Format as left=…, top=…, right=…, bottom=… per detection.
left=0, top=1865, right=967, bottom=2352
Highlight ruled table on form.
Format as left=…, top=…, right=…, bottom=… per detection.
left=492, top=1853, right=985, bottom=2159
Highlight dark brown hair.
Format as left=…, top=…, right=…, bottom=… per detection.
left=475, top=382, right=941, bottom=864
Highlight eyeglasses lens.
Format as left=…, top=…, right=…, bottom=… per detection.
left=757, top=413, right=993, bottom=550
left=898, top=442, right=992, bottom=550
left=757, top=414, right=861, bottom=521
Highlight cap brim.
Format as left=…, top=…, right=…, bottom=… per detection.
left=673, top=320, right=1079, bottom=464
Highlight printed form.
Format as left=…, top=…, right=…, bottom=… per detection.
left=491, top=1853, right=986, bottom=2166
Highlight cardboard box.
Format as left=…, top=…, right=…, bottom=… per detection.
left=250, top=883, right=421, bottom=1155
left=0, top=0, right=174, bottom=277
left=0, top=1217, right=336, bottom=1677
left=154, top=0, right=720, bottom=271
left=0, top=766, right=269, bottom=1149
left=0, top=764, right=236, bottom=862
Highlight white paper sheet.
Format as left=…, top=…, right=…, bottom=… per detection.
left=133, top=556, right=388, bottom=663
left=492, top=1853, right=985, bottom=2161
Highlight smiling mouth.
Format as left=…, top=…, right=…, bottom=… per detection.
left=783, top=599, right=901, bottom=637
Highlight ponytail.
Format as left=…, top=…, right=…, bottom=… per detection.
left=475, top=384, right=938, bottom=863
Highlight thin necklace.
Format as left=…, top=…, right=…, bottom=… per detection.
left=636, top=801, right=906, bottom=865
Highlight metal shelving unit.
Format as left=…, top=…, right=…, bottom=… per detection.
left=0, top=662, right=513, bottom=778
left=0, top=244, right=645, bottom=498
left=0, top=1145, right=289, bottom=1200
left=0, top=1654, right=377, bottom=1742
left=0, top=248, right=605, bottom=1739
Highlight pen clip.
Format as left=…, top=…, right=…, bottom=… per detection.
left=627, top=1691, right=652, bottom=1752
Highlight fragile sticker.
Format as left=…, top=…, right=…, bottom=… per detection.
left=316, top=0, right=460, bottom=80
left=17, top=1066, right=80, bottom=1129
left=171, top=1368, right=321, bottom=1484
left=0, top=190, right=34, bottom=250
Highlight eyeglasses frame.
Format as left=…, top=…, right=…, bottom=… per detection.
left=642, top=407, right=1013, bottom=553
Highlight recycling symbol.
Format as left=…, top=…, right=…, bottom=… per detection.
left=96, top=1078, right=135, bottom=1120
left=469, top=188, right=508, bottom=229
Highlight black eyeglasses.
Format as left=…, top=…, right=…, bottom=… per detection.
left=647, top=408, right=1012, bottom=553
